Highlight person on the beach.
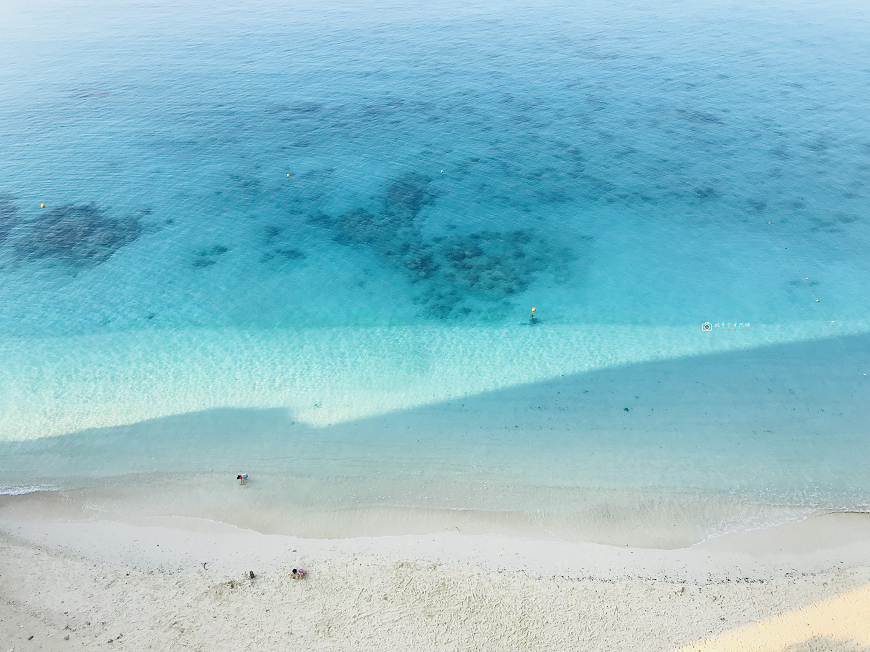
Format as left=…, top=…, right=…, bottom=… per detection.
left=291, top=568, right=306, bottom=580
left=237, top=473, right=248, bottom=485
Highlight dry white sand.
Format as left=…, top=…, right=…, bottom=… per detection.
left=2, top=493, right=870, bottom=652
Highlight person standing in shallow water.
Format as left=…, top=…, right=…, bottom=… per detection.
left=237, top=473, right=248, bottom=485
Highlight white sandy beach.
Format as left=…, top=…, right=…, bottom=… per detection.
left=2, top=493, right=870, bottom=652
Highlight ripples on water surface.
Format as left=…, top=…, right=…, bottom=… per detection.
left=1, top=0, right=868, bottom=545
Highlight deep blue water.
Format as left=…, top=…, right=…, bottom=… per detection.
left=1, top=0, right=869, bottom=545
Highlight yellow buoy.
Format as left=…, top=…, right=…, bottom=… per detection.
left=531, top=307, right=536, bottom=312
left=40, top=203, right=45, bottom=208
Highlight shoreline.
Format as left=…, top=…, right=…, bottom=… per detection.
left=2, top=494, right=870, bottom=651
left=0, top=481, right=862, bottom=551
left=5, top=492, right=870, bottom=578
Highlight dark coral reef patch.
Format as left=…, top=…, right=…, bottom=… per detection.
left=259, top=224, right=306, bottom=265
left=14, top=203, right=141, bottom=268
left=309, top=172, right=575, bottom=319
left=408, top=230, right=573, bottom=319
left=0, top=195, right=18, bottom=243
left=676, top=109, right=724, bottom=125
left=384, top=172, right=437, bottom=219
left=276, top=248, right=304, bottom=260
left=192, top=245, right=229, bottom=268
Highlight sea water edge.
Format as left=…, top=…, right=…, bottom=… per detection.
left=0, top=0, right=869, bottom=547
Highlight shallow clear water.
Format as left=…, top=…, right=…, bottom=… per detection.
left=1, top=0, right=869, bottom=545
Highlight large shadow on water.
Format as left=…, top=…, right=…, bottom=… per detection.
left=2, top=333, right=868, bottom=545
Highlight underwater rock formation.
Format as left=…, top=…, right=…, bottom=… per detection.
left=14, top=204, right=141, bottom=268
left=309, top=172, right=575, bottom=319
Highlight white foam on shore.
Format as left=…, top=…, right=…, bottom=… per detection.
left=0, top=485, right=57, bottom=496
left=0, top=320, right=864, bottom=442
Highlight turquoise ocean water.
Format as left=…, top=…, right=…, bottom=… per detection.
left=1, top=0, right=869, bottom=546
